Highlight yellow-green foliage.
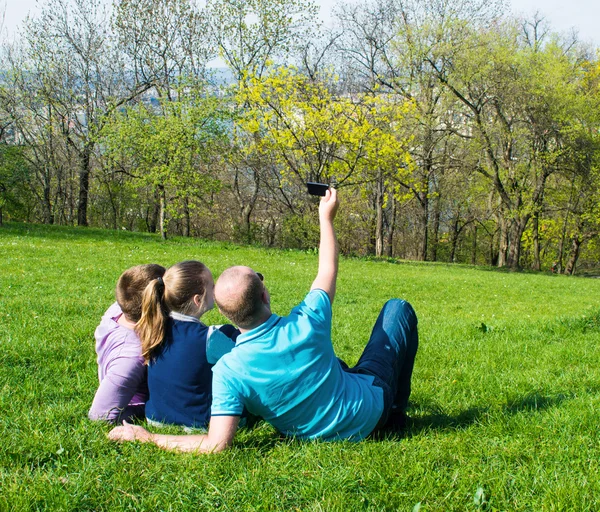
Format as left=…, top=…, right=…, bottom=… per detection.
left=235, top=66, right=415, bottom=188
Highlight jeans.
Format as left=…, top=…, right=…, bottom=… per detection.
left=342, top=299, right=418, bottom=429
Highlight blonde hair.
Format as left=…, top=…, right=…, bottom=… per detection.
left=136, top=260, right=212, bottom=363
left=115, top=264, right=166, bottom=322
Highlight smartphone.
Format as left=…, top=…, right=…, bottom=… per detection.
left=306, top=182, right=329, bottom=196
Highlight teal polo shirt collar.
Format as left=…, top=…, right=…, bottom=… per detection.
left=236, top=314, right=281, bottom=346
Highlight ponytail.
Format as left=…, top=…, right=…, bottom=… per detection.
left=136, top=277, right=169, bottom=363
left=136, top=260, right=211, bottom=363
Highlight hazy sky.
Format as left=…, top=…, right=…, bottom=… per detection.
left=3, top=0, right=599, bottom=46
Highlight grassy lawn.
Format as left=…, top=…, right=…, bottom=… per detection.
left=1, top=222, right=600, bottom=511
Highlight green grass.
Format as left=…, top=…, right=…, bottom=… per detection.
left=1, top=222, right=600, bottom=511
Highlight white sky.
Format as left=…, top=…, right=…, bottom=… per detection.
left=2, top=0, right=599, bottom=47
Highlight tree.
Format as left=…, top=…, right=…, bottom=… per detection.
left=426, top=16, right=587, bottom=268
left=0, top=144, right=31, bottom=225
left=237, top=66, right=413, bottom=252
left=113, top=0, right=214, bottom=96
left=101, top=92, right=228, bottom=239
left=207, top=0, right=318, bottom=82
left=334, top=0, right=503, bottom=260
left=544, top=57, right=600, bottom=274
left=4, top=0, right=159, bottom=227
left=205, top=0, right=319, bottom=244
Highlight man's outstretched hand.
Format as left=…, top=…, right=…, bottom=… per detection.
left=107, top=417, right=239, bottom=453
left=319, top=187, right=339, bottom=223
left=108, top=421, right=153, bottom=443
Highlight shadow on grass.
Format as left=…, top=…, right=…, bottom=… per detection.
left=504, top=392, right=571, bottom=414
left=235, top=389, right=590, bottom=446
left=376, top=391, right=577, bottom=441
left=233, top=392, right=573, bottom=446
left=103, top=390, right=586, bottom=451
left=412, top=405, right=488, bottom=431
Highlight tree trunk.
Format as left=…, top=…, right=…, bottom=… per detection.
left=68, top=174, right=76, bottom=224
left=102, top=175, right=119, bottom=230
left=77, top=144, right=92, bottom=227
left=183, top=197, right=191, bottom=237
left=429, top=192, right=441, bottom=262
left=110, top=197, right=118, bottom=230
left=240, top=204, right=253, bottom=243
left=506, top=217, right=529, bottom=270
left=558, top=172, right=581, bottom=273
left=449, top=210, right=460, bottom=263
left=563, top=220, right=587, bottom=276
left=44, top=105, right=55, bottom=225
left=471, top=224, right=477, bottom=265
left=267, top=218, right=277, bottom=247
left=368, top=194, right=377, bottom=255
left=43, top=167, right=54, bottom=225
left=563, top=235, right=582, bottom=275
left=233, top=166, right=260, bottom=244
left=557, top=208, right=571, bottom=274
left=386, top=193, right=396, bottom=258
left=488, top=226, right=497, bottom=266
left=147, top=201, right=159, bottom=233
left=497, top=216, right=509, bottom=267
left=416, top=190, right=428, bottom=261
left=532, top=213, right=541, bottom=271
left=375, top=170, right=384, bottom=257
left=158, top=185, right=167, bottom=240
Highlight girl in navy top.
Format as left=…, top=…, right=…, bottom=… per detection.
left=136, top=260, right=239, bottom=429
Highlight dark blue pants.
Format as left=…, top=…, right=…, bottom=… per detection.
left=342, top=299, right=418, bottom=429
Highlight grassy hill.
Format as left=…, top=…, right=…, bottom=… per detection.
left=1, top=222, right=600, bottom=511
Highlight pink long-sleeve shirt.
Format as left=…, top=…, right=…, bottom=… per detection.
left=88, top=303, right=148, bottom=423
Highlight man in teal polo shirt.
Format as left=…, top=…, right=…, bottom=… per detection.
left=108, top=188, right=418, bottom=451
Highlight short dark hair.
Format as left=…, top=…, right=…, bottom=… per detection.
left=115, top=264, right=166, bottom=322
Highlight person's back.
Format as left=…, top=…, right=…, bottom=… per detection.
left=213, top=289, right=382, bottom=440
left=89, top=264, right=165, bottom=423
left=146, top=318, right=238, bottom=428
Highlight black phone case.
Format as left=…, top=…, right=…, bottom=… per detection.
left=306, top=182, right=329, bottom=196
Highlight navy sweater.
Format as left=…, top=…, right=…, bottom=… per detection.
left=146, top=319, right=238, bottom=428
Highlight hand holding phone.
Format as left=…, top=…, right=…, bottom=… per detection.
left=318, top=186, right=338, bottom=222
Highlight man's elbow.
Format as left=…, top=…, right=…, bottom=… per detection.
left=187, top=440, right=230, bottom=454
left=210, top=442, right=230, bottom=453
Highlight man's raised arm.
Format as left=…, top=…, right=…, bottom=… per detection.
left=310, top=188, right=339, bottom=304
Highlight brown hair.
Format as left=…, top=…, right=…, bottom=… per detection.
left=215, top=268, right=264, bottom=329
left=115, top=264, right=166, bottom=322
left=136, top=260, right=212, bottom=363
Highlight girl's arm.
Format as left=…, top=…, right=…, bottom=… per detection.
left=89, top=356, right=146, bottom=423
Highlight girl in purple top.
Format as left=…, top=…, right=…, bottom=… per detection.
left=88, top=264, right=166, bottom=423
